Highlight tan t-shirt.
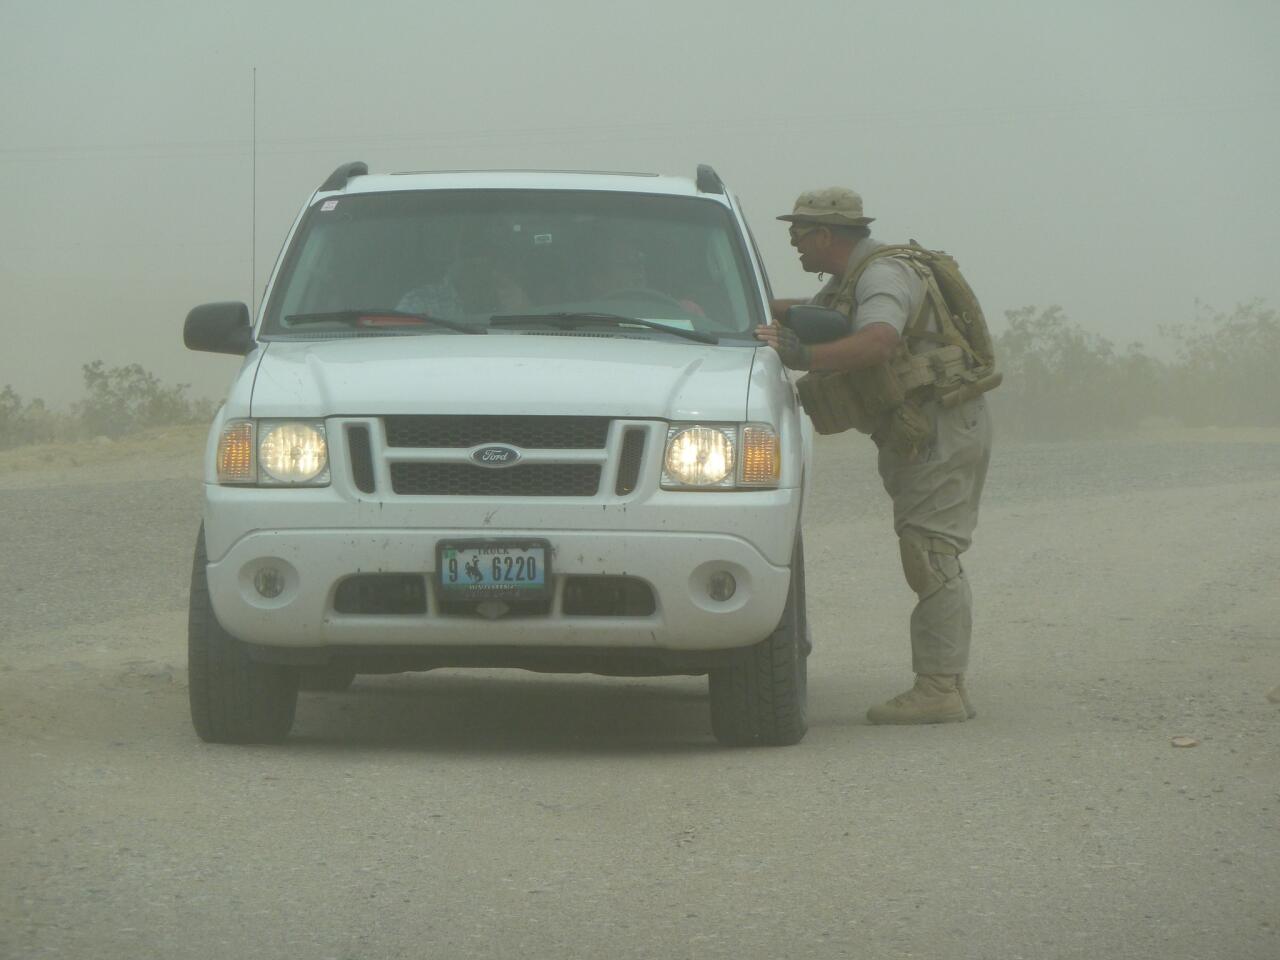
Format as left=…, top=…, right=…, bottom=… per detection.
left=813, top=237, right=931, bottom=346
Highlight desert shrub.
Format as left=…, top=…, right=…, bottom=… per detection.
left=74, top=361, right=213, bottom=438
left=990, top=300, right=1279, bottom=439
left=0, top=385, right=28, bottom=448
left=2, top=362, right=215, bottom=448
left=1161, top=300, right=1280, bottom=427
left=0, top=387, right=76, bottom=449
left=989, top=305, right=1145, bottom=439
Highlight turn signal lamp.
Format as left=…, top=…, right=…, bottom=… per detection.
left=739, top=425, right=781, bottom=486
left=217, top=421, right=255, bottom=483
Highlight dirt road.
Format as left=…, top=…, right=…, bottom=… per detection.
left=2, top=429, right=1278, bottom=959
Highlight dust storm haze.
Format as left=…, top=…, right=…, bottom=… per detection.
left=2, top=3, right=1279, bottom=960
left=1, top=0, right=1278, bottom=408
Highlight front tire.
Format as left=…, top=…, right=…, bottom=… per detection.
left=188, top=525, right=299, bottom=744
left=708, top=538, right=809, bottom=747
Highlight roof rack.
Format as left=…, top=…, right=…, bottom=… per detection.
left=318, top=161, right=368, bottom=193
left=695, top=164, right=724, bottom=195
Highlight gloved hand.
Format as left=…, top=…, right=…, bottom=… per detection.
left=753, top=323, right=813, bottom=370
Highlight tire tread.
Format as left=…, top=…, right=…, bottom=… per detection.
left=708, top=539, right=808, bottom=747
left=188, top=526, right=298, bottom=744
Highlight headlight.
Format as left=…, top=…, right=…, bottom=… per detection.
left=663, top=425, right=735, bottom=487
left=216, top=419, right=329, bottom=486
left=661, top=423, right=781, bottom=490
left=258, top=421, right=329, bottom=484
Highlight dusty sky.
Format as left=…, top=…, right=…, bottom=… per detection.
left=2, top=0, right=1277, bottom=406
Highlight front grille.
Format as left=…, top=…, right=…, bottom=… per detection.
left=384, top=415, right=610, bottom=449
left=615, top=427, right=646, bottom=495
left=333, top=574, right=426, bottom=614
left=563, top=576, right=656, bottom=616
left=346, top=424, right=375, bottom=493
left=391, top=462, right=601, bottom=497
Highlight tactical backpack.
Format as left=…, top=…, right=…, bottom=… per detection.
left=795, top=241, right=1002, bottom=448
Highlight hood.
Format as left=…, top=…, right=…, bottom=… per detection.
left=249, top=332, right=757, bottom=421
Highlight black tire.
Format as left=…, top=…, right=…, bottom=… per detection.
left=298, top=665, right=357, bottom=692
left=708, top=538, right=809, bottom=747
left=188, top=525, right=299, bottom=744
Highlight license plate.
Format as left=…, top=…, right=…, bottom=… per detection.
left=437, top=539, right=550, bottom=603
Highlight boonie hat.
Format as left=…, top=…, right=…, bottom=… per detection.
left=777, top=187, right=875, bottom=227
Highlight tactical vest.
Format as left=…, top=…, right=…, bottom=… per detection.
left=795, top=241, right=1001, bottom=454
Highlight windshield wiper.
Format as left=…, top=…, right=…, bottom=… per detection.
left=489, top=312, right=717, bottom=344
left=284, top=310, right=484, bottom=334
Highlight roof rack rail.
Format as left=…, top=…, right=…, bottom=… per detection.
left=695, top=163, right=724, bottom=195
left=318, top=161, right=368, bottom=193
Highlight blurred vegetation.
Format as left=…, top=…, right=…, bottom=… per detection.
left=0, top=362, right=215, bottom=449
left=989, top=300, right=1279, bottom=439
left=2, top=302, right=1276, bottom=448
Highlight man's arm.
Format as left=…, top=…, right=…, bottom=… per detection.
left=808, top=322, right=900, bottom=371
left=754, top=321, right=900, bottom=372
left=759, top=268, right=910, bottom=371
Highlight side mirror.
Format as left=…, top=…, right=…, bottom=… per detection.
left=184, top=301, right=254, bottom=355
left=783, top=305, right=852, bottom=344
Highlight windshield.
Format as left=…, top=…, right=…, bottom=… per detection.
left=261, top=189, right=764, bottom=340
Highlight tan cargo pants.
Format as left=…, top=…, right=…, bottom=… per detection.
left=876, top=396, right=992, bottom=675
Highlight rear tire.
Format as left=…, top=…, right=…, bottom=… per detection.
left=188, top=525, right=299, bottom=744
left=708, top=537, right=809, bottom=747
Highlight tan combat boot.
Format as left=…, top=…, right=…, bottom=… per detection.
left=866, top=674, right=968, bottom=725
left=956, top=674, right=977, bottom=720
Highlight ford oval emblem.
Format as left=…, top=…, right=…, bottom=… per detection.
left=472, top=444, right=522, bottom=468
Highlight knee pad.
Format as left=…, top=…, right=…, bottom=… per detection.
left=898, top=530, right=961, bottom=599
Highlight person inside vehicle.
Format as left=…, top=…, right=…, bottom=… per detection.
left=398, top=237, right=530, bottom=319
left=396, top=260, right=466, bottom=320
left=588, top=235, right=705, bottom=316
left=452, top=246, right=531, bottom=316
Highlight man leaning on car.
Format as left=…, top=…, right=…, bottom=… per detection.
left=756, top=187, right=993, bottom=725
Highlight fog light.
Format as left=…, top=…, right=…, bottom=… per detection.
left=708, top=571, right=737, bottom=602
left=254, top=567, right=285, bottom=599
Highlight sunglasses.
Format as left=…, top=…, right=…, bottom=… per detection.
left=788, top=224, right=821, bottom=244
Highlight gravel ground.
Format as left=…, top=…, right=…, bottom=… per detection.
left=1, top=429, right=1277, bottom=960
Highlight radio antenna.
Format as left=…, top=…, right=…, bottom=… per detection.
left=251, top=66, right=257, bottom=315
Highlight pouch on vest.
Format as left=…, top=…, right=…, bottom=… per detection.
left=854, top=360, right=905, bottom=419
left=795, top=370, right=879, bottom=435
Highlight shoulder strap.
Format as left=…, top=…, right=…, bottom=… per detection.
left=871, top=244, right=988, bottom=363
left=842, top=245, right=952, bottom=345
left=841, top=244, right=914, bottom=289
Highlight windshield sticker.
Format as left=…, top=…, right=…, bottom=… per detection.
left=534, top=234, right=553, bottom=245
left=320, top=200, right=338, bottom=212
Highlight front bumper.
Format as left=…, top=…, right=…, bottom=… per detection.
left=206, top=526, right=792, bottom=653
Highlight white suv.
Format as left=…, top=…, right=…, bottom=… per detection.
left=184, top=163, right=812, bottom=747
